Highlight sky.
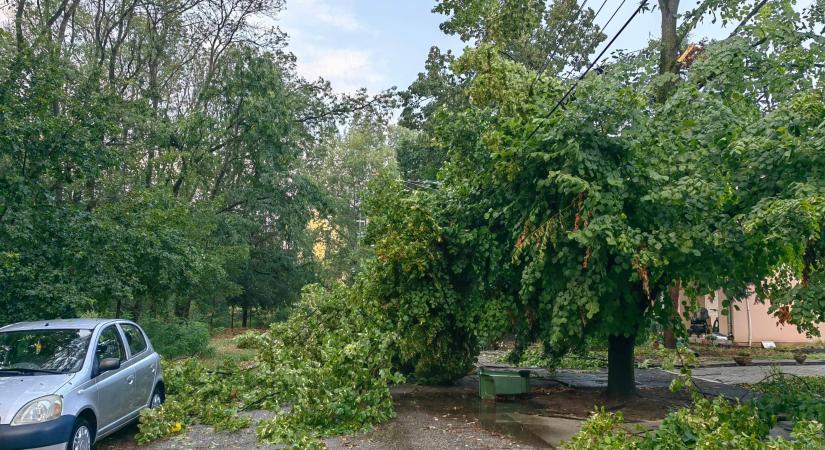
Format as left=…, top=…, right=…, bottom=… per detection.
left=276, top=1, right=464, bottom=93
left=278, top=0, right=815, bottom=94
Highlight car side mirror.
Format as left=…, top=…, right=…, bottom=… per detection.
left=98, top=357, right=121, bottom=374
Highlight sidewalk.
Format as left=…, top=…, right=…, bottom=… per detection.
left=695, top=359, right=825, bottom=368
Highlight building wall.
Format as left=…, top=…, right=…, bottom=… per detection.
left=683, top=288, right=825, bottom=346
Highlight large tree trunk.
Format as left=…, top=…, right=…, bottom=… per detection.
left=657, top=0, right=680, bottom=103
left=242, top=306, right=249, bottom=328
left=659, top=0, right=681, bottom=347
left=607, top=334, right=636, bottom=400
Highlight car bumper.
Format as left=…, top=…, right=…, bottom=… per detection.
left=0, top=415, right=74, bottom=450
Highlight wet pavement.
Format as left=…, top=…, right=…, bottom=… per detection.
left=551, top=368, right=752, bottom=400
left=688, top=364, right=825, bottom=385
left=99, top=365, right=824, bottom=449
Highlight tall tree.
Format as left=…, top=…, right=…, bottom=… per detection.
left=310, top=117, right=399, bottom=282
left=383, top=0, right=825, bottom=399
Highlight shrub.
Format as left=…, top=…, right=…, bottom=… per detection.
left=140, top=319, right=212, bottom=359
left=232, top=330, right=263, bottom=349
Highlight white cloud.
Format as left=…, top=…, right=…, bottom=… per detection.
left=296, top=47, right=385, bottom=93
left=286, top=0, right=362, bottom=32
left=275, top=0, right=389, bottom=93
left=0, top=5, right=12, bottom=30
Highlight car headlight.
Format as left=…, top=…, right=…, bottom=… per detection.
left=11, top=395, right=63, bottom=426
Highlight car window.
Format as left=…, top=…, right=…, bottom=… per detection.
left=121, top=324, right=147, bottom=356
left=95, top=326, right=126, bottom=364
left=0, top=329, right=92, bottom=373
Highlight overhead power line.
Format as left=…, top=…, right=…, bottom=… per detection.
left=561, top=0, right=628, bottom=80
left=525, top=0, right=650, bottom=143
left=601, top=0, right=629, bottom=34
left=592, top=0, right=610, bottom=22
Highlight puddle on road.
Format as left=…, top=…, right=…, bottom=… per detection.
left=392, top=384, right=675, bottom=448
left=394, top=393, right=585, bottom=448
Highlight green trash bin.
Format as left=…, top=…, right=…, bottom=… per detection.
left=478, top=367, right=530, bottom=400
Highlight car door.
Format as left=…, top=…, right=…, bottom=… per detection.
left=119, top=323, right=156, bottom=411
left=93, top=325, right=135, bottom=431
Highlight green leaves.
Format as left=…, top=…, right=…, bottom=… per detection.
left=562, top=395, right=825, bottom=450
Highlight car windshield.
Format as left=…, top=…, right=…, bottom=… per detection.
left=0, top=329, right=92, bottom=374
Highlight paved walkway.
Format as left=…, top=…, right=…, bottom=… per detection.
left=689, top=364, right=825, bottom=385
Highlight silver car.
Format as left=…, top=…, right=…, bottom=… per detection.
left=0, top=319, right=164, bottom=450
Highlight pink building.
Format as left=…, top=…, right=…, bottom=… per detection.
left=680, top=288, right=825, bottom=347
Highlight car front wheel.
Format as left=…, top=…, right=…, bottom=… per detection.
left=68, top=417, right=92, bottom=450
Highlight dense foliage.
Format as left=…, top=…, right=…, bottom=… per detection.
left=4, top=0, right=825, bottom=447
left=138, top=281, right=402, bottom=448
left=136, top=359, right=255, bottom=443
left=753, top=372, right=825, bottom=425
left=0, top=0, right=391, bottom=328
left=564, top=400, right=825, bottom=449
left=141, top=319, right=212, bottom=359
left=565, top=369, right=825, bottom=449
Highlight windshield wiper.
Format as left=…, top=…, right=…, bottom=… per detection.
left=0, top=368, right=65, bottom=375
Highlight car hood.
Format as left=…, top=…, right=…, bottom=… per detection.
left=0, top=373, right=75, bottom=425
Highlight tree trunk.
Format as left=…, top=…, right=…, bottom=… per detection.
left=175, top=298, right=191, bottom=319
left=658, top=0, right=682, bottom=347
left=132, top=298, right=143, bottom=322
left=664, top=281, right=681, bottom=349
left=230, top=306, right=235, bottom=330
left=657, top=0, right=680, bottom=103
left=607, top=334, right=636, bottom=400
left=242, top=306, right=249, bottom=328
left=802, top=240, right=815, bottom=287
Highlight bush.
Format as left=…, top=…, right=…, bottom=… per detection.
left=232, top=330, right=263, bottom=349
left=140, top=319, right=212, bottom=359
